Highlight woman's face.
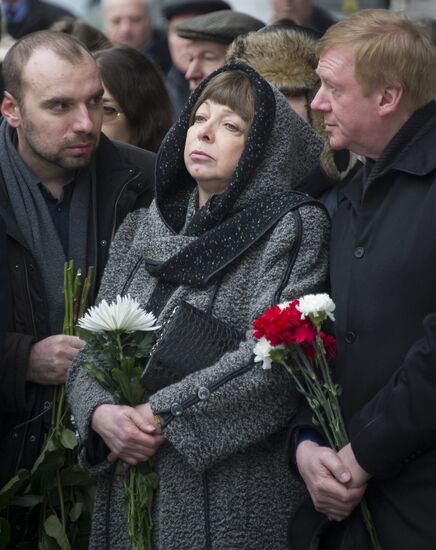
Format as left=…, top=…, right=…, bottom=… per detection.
left=101, top=85, right=135, bottom=145
left=184, top=100, right=248, bottom=206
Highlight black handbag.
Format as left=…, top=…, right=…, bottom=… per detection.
left=138, top=193, right=317, bottom=395
left=141, top=300, right=244, bottom=394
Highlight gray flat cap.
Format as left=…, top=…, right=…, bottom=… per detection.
left=176, top=10, right=264, bottom=44
left=162, top=0, right=231, bottom=20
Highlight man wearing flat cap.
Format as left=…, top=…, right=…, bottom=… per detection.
left=177, top=9, right=264, bottom=91
left=162, top=0, right=231, bottom=115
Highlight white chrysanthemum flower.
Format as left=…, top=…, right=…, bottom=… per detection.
left=254, top=337, right=274, bottom=370
left=78, top=295, right=160, bottom=333
left=277, top=301, right=291, bottom=311
left=296, top=293, right=336, bottom=324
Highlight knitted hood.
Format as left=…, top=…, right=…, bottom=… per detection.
left=155, top=62, right=323, bottom=235
left=226, top=31, right=356, bottom=181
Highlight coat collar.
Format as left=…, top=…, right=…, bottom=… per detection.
left=372, top=100, right=436, bottom=180
left=340, top=101, right=436, bottom=210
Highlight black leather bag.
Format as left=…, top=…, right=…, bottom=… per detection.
left=141, top=300, right=244, bottom=394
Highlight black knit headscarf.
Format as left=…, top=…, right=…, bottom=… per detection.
left=154, top=62, right=276, bottom=236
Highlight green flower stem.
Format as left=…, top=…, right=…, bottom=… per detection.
left=116, top=333, right=125, bottom=366
left=79, top=266, right=94, bottom=320
left=55, top=386, right=65, bottom=428
left=276, top=332, right=382, bottom=549
left=73, top=269, right=83, bottom=326
left=360, top=498, right=383, bottom=550
left=316, top=336, right=348, bottom=447
left=146, top=484, right=153, bottom=550
left=279, top=358, right=336, bottom=449
left=63, top=261, right=73, bottom=335
left=295, top=345, right=340, bottom=445
left=56, top=469, right=66, bottom=529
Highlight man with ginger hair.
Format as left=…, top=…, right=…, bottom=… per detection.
left=292, top=9, right=436, bottom=549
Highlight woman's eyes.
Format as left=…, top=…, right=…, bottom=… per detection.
left=192, top=114, right=243, bottom=132
left=103, top=106, right=119, bottom=116
left=194, top=114, right=207, bottom=123
left=224, top=122, right=240, bottom=132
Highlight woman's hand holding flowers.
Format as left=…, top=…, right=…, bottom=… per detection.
left=92, top=403, right=165, bottom=465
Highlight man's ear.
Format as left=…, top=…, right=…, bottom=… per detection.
left=1, top=91, right=22, bottom=128
left=378, top=84, right=403, bottom=117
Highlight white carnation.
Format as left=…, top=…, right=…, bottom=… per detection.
left=297, top=293, right=336, bottom=323
left=78, top=295, right=160, bottom=333
left=253, top=337, right=274, bottom=370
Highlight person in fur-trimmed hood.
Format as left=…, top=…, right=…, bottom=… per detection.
left=67, top=63, right=330, bottom=549
left=226, top=25, right=358, bottom=214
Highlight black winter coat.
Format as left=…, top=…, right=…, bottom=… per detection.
left=0, top=215, right=10, bottom=363
left=289, top=100, right=436, bottom=550
left=329, top=100, right=436, bottom=549
left=0, top=135, right=155, bottom=491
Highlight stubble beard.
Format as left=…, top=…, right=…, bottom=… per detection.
left=19, top=117, right=98, bottom=171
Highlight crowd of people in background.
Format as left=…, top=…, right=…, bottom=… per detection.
left=0, top=0, right=436, bottom=549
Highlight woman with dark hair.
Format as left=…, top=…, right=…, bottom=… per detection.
left=67, top=63, right=329, bottom=549
left=94, top=47, right=173, bottom=152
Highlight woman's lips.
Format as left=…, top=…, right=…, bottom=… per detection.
left=190, top=150, right=213, bottom=160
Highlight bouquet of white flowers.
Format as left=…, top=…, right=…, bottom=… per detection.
left=78, top=295, right=160, bottom=550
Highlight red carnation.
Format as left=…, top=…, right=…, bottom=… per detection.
left=320, top=332, right=336, bottom=361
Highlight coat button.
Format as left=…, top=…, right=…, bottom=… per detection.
left=170, top=402, right=183, bottom=416
left=100, top=239, right=107, bottom=247
left=11, top=432, right=18, bottom=439
left=137, top=182, right=144, bottom=190
left=197, top=387, right=210, bottom=401
left=43, top=401, right=52, bottom=410
left=354, top=247, right=365, bottom=258
left=345, top=331, right=356, bottom=344
left=29, top=435, right=36, bottom=443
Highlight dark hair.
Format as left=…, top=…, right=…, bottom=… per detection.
left=50, top=16, right=113, bottom=52
left=190, top=70, right=256, bottom=130
left=3, top=30, right=91, bottom=104
left=94, top=47, right=173, bottom=151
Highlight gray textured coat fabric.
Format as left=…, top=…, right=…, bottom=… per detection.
left=67, top=64, right=330, bottom=550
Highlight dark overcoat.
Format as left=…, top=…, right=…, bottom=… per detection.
left=0, top=135, right=155, bottom=498
left=327, top=100, right=436, bottom=549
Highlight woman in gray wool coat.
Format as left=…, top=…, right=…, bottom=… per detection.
left=67, top=63, right=330, bottom=549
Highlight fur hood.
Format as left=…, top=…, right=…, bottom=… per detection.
left=226, top=30, right=356, bottom=182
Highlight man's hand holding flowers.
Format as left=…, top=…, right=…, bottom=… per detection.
left=253, top=294, right=381, bottom=548
left=296, top=440, right=367, bottom=521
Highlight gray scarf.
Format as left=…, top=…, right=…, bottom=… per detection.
left=0, top=120, right=94, bottom=333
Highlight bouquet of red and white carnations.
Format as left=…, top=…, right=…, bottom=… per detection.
left=252, top=293, right=381, bottom=550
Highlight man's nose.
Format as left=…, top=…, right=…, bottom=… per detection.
left=185, top=59, right=202, bottom=84
left=311, top=87, right=329, bottom=112
left=72, top=105, right=94, bottom=134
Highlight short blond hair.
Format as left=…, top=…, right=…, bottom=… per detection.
left=318, top=9, right=436, bottom=111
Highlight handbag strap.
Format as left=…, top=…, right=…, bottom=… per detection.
left=122, top=193, right=323, bottom=314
